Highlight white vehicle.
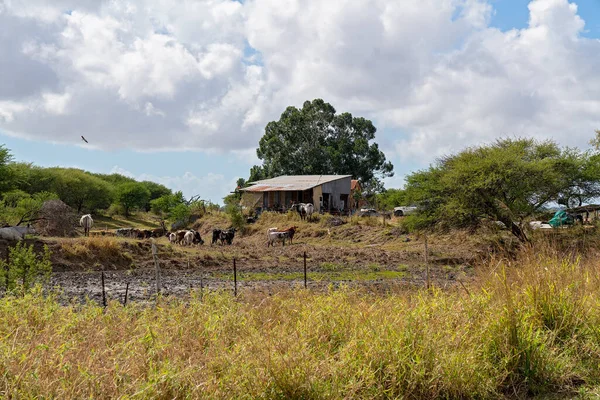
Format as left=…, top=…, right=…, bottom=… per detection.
left=393, top=206, right=417, bottom=217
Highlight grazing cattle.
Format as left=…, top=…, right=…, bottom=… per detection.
left=152, top=227, right=166, bottom=238
left=267, top=227, right=278, bottom=240
left=266, top=226, right=297, bottom=247
left=175, top=230, right=188, bottom=244
left=282, top=226, right=298, bottom=244
left=212, top=229, right=222, bottom=245
left=0, top=225, right=37, bottom=241
left=193, top=230, right=204, bottom=245
left=116, top=228, right=132, bottom=237
left=80, top=214, right=93, bottom=237
left=219, top=228, right=236, bottom=245
left=292, top=203, right=315, bottom=222
left=169, top=232, right=177, bottom=244
left=267, top=230, right=290, bottom=247
left=183, top=230, right=195, bottom=246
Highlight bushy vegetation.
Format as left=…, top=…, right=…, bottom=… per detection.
left=0, top=242, right=52, bottom=292
left=1, top=246, right=600, bottom=398
left=404, top=138, right=600, bottom=241
left=0, top=144, right=223, bottom=227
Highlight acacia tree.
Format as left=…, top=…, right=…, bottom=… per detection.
left=249, top=99, right=393, bottom=187
left=116, top=183, right=150, bottom=217
left=404, top=138, right=599, bottom=242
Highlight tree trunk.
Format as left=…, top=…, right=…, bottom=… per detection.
left=496, top=214, right=529, bottom=242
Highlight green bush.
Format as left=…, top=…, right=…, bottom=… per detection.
left=0, top=242, right=52, bottom=292
left=106, top=203, right=125, bottom=217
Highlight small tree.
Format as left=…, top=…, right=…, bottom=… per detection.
left=404, top=138, right=599, bottom=241
left=116, top=183, right=151, bottom=217
left=0, top=242, right=52, bottom=292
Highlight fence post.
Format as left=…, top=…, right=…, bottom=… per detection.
left=152, top=240, right=160, bottom=297
left=303, top=251, right=307, bottom=289
left=123, top=282, right=129, bottom=306
left=101, top=271, right=107, bottom=308
left=424, top=235, right=430, bottom=290
left=233, top=258, right=237, bottom=297
left=5, top=249, right=9, bottom=290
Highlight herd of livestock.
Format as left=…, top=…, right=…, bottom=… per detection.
left=0, top=205, right=311, bottom=247
left=78, top=214, right=300, bottom=247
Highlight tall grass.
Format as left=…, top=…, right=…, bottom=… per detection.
left=1, top=246, right=600, bottom=398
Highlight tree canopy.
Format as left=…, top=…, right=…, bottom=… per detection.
left=249, top=99, right=393, bottom=188
left=404, top=138, right=600, bottom=241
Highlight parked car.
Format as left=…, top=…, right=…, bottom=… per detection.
left=359, top=208, right=380, bottom=217
left=393, top=206, right=417, bottom=217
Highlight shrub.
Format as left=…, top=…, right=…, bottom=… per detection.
left=106, top=203, right=125, bottom=217
left=0, top=242, right=52, bottom=292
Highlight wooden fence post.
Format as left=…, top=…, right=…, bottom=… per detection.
left=233, top=258, right=237, bottom=297
left=303, top=251, right=307, bottom=289
left=5, top=249, right=9, bottom=290
left=101, top=271, right=107, bottom=308
left=152, top=240, right=160, bottom=297
left=123, top=282, right=129, bottom=306
left=424, top=235, right=430, bottom=290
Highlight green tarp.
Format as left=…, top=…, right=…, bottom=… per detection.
left=548, top=210, right=573, bottom=227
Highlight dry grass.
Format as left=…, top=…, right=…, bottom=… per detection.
left=2, top=243, right=600, bottom=398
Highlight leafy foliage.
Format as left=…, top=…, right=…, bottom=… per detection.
left=0, top=242, right=52, bottom=292
left=376, top=188, right=408, bottom=210
left=0, top=191, right=59, bottom=226
left=404, top=138, right=599, bottom=241
left=250, top=99, right=393, bottom=188
left=115, top=183, right=151, bottom=217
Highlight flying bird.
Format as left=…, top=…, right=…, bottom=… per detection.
left=81, top=136, right=89, bottom=144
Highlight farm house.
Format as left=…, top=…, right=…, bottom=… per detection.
left=240, top=175, right=353, bottom=214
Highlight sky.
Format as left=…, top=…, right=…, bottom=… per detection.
left=1, top=0, right=599, bottom=204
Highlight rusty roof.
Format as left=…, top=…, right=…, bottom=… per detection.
left=241, top=175, right=352, bottom=192
left=351, top=180, right=360, bottom=190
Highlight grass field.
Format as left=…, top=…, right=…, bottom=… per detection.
left=2, top=242, right=600, bottom=398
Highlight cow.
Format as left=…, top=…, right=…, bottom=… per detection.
left=183, top=230, right=195, bottom=246
left=212, top=229, right=222, bottom=245
left=267, top=227, right=278, bottom=240
left=193, top=230, right=204, bottom=245
left=174, top=230, right=188, bottom=244
left=282, top=226, right=298, bottom=244
left=267, top=230, right=290, bottom=247
left=116, top=228, right=133, bottom=237
left=0, top=225, right=37, bottom=241
left=292, top=203, right=314, bottom=222
left=169, top=232, right=177, bottom=244
left=80, top=214, right=93, bottom=237
left=182, top=230, right=204, bottom=246
left=219, top=228, right=236, bottom=245
left=152, top=227, right=166, bottom=238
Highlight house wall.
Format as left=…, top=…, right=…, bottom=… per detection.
left=312, top=186, right=323, bottom=212
left=320, top=177, right=352, bottom=212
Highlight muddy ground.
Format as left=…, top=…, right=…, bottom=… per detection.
left=0, top=220, right=496, bottom=304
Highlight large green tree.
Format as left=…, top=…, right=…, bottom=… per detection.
left=404, top=138, right=599, bottom=241
left=0, top=145, right=17, bottom=194
left=249, top=99, right=393, bottom=187
left=116, top=183, right=151, bottom=217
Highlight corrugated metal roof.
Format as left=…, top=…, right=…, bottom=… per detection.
left=242, top=175, right=352, bottom=192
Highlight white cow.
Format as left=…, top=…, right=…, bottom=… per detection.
left=267, top=230, right=289, bottom=247
left=183, top=230, right=195, bottom=246
left=293, top=203, right=314, bottom=221
left=169, top=232, right=177, bottom=244
left=80, top=214, right=93, bottom=237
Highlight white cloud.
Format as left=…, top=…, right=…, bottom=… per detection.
left=0, top=0, right=598, bottom=172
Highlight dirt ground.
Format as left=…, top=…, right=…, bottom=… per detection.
left=0, top=215, right=509, bottom=304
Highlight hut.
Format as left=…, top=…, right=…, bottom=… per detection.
left=241, top=175, right=352, bottom=214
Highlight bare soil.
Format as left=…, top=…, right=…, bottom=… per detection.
left=0, top=216, right=509, bottom=304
